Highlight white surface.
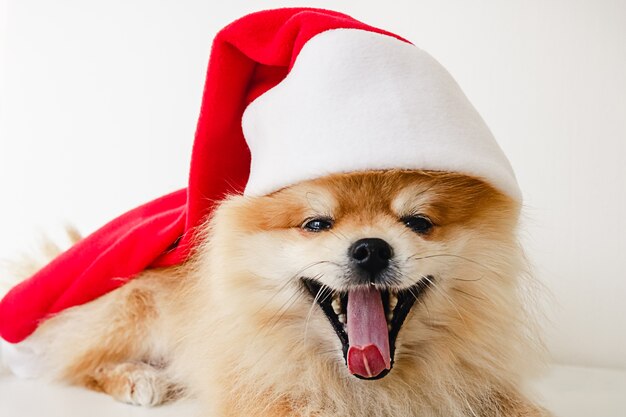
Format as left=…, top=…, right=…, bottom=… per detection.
left=0, top=370, right=199, bottom=417
left=533, top=365, right=626, bottom=417
left=243, top=28, right=519, bottom=199
left=1, top=1, right=625, bottom=369
left=0, top=364, right=624, bottom=417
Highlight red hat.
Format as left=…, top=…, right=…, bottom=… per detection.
left=0, top=8, right=518, bottom=344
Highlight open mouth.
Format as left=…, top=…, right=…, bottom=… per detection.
left=302, top=277, right=432, bottom=380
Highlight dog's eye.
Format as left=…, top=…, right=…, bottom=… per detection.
left=401, top=215, right=434, bottom=234
left=302, top=218, right=333, bottom=232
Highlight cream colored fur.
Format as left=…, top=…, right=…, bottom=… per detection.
left=2, top=171, right=551, bottom=416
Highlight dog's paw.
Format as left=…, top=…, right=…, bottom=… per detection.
left=93, top=362, right=171, bottom=407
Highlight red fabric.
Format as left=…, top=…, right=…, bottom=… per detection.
left=0, top=8, right=406, bottom=343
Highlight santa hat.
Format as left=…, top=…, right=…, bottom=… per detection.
left=0, top=8, right=519, bottom=344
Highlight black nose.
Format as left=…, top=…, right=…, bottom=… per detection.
left=349, top=238, right=393, bottom=277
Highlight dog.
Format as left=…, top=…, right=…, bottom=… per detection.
left=2, top=169, right=550, bottom=416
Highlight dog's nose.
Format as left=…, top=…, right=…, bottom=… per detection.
left=349, top=238, right=393, bottom=277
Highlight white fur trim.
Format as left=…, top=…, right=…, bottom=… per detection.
left=1, top=339, right=46, bottom=379
left=242, top=29, right=520, bottom=199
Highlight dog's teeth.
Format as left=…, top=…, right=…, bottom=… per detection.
left=386, top=312, right=393, bottom=322
left=331, top=297, right=342, bottom=315
left=389, top=293, right=398, bottom=310
left=338, top=313, right=346, bottom=324
left=387, top=323, right=392, bottom=331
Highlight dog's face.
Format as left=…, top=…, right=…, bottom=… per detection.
left=203, top=170, right=521, bottom=383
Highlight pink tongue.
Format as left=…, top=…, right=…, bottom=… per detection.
left=346, top=287, right=391, bottom=378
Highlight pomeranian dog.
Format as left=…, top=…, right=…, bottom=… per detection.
left=2, top=169, right=549, bottom=416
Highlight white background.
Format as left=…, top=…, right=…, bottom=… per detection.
left=0, top=0, right=625, bottom=370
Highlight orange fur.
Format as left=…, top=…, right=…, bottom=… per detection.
left=8, top=170, right=550, bottom=416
